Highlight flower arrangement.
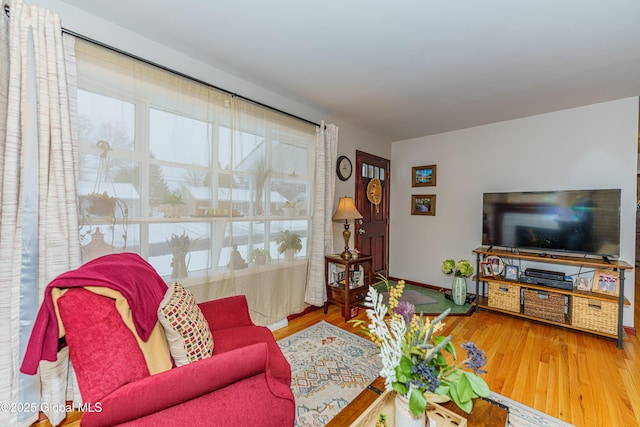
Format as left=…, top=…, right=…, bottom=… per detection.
left=441, top=259, right=474, bottom=278
left=167, top=231, right=191, bottom=255
left=352, top=276, right=489, bottom=417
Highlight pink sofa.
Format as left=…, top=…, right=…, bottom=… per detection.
left=57, top=289, right=295, bottom=426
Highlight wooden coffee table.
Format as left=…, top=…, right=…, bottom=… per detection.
left=326, top=377, right=508, bottom=427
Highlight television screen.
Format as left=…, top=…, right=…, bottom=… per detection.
left=482, top=189, right=621, bottom=257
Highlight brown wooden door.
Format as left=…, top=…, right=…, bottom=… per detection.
left=354, top=150, right=390, bottom=278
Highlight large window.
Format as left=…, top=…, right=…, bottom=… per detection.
left=75, top=39, right=316, bottom=278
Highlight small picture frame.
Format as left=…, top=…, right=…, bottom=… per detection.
left=411, top=194, right=436, bottom=216
left=480, top=262, right=494, bottom=278
left=412, top=165, right=437, bottom=187
left=485, top=255, right=504, bottom=276
left=575, top=276, right=591, bottom=291
left=504, top=265, right=519, bottom=281
left=592, top=269, right=619, bottom=296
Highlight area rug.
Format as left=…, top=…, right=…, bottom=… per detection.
left=379, top=289, right=437, bottom=305
left=374, top=281, right=474, bottom=316
left=278, top=321, right=382, bottom=427
left=488, top=393, right=575, bottom=427
left=279, top=321, right=573, bottom=427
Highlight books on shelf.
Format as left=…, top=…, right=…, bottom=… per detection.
left=329, top=265, right=364, bottom=289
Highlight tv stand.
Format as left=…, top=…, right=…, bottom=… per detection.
left=473, top=247, right=632, bottom=349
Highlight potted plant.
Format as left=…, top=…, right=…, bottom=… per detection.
left=167, top=231, right=191, bottom=278
left=441, top=259, right=474, bottom=306
left=282, top=200, right=301, bottom=217
left=253, top=158, right=270, bottom=216
left=85, top=191, right=116, bottom=217
left=159, top=191, right=185, bottom=217
left=246, top=247, right=272, bottom=266
left=276, top=230, right=302, bottom=261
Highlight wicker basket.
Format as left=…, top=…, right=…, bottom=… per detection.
left=488, top=281, right=521, bottom=313
left=523, top=289, right=566, bottom=323
left=570, top=296, right=618, bottom=335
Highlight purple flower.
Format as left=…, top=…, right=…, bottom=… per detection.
left=395, top=301, right=415, bottom=322
left=461, top=341, right=488, bottom=374
left=411, top=361, right=440, bottom=392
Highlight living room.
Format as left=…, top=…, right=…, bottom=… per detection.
left=3, top=1, right=640, bottom=426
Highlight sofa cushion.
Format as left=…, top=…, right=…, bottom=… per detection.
left=158, top=282, right=214, bottom=366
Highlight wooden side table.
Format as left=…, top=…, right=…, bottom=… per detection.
left=324, top=254, right=373, bottom=320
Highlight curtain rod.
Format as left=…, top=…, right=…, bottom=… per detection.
left=56, top=25, right=320, bottom=129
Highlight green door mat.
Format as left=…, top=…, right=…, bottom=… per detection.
left=373, top=281, right=474, bottom=316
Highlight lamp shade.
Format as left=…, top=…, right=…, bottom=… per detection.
left=332, top=197, right=363, bottom=221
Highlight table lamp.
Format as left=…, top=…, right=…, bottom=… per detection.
left=332, top=196, right=363, bottom=260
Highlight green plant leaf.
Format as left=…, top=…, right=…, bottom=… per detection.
left=434, top=352, right=447, bottom=366
left=398, top=356, right=413, bottom=374
left=392, top=382, right=407, bottom=396
left=465, top=372, right=490, bottom=397
left=409, top=388, right=427, bottom=417
left=449, top=384, right=472, bottom=413
left=433, top=383, right=449, bottom=396
left=442, top=368, right=462, bottom=383
left=456, top=372, right=474, bottom=403
left=395, top=362, right=411, bottom=383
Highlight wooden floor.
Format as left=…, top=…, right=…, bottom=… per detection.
left=40, top=275, right=640, bottom=427
left=272, top=280, right=640, bottom=427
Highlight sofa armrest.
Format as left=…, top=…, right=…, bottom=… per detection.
left=198, top=295, right=255, bottom=330
left=83, top=342, right=283, bottom=427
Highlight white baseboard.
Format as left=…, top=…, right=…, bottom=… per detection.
left=267, top=317, right=288, bottom=331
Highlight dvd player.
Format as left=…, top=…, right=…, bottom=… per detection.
left=519, top=274, right=573, bottom=291
left=524, top=268, right=566, bottom=281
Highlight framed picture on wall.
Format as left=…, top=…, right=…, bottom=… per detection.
left=412, top=165, right=437, bottom=187
left=411, top=194, right=436, bottom=216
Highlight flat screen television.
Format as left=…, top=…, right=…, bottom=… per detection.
left=482, top=189, right=621, bottom=257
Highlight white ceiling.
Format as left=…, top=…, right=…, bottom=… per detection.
left=58, top=0, right=640, bottom=141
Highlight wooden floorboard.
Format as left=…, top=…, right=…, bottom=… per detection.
left=38, top=273, right=640, bottom=427
left=273, top=278, right=640, bottom=427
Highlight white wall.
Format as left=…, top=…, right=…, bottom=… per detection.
left=391, top=98, right=638, bottom=327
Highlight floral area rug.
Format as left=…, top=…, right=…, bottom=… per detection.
left=488, top=393, right=576, bottom=427
left=278, top=320, right=382, bottom=427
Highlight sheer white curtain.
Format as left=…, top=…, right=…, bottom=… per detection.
left=305, top=122, right=338, bottom=306
left=0, top=1, right=81, bottom=425
left=74, top=39, right=315, bottom=326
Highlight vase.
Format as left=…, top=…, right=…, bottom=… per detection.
left=451, top=276, right=467, bottom=305
left=285, top=249, right=295, bottom=261
left=394, top=394, right=425, bottom=427
left=283, top=207, right=297, bottom=216
left=171, top=252, right=188, bottom=278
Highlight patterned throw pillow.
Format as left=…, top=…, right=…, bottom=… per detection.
left=158, top=282, right=214, bottom=366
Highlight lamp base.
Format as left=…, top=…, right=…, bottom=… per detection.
left=341, top=224, right=352, bottom=260
left=340, top=249, right=353, bottom=260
